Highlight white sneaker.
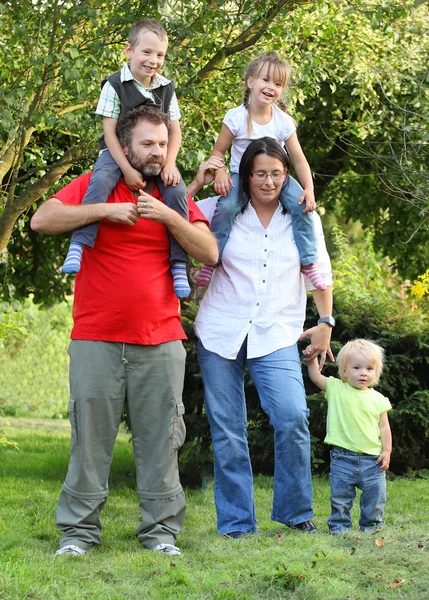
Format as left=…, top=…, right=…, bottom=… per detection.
left=153, top=543, right=181, bottom=556
left=55, top=544, right=87, bottom=556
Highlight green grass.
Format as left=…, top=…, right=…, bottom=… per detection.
left=1, top=419, right=428, bottom=599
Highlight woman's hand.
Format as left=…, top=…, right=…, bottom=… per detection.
left=299, top=324, right=334, bottom=370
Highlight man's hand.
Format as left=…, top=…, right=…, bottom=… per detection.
left=160, top=164, right=181, bottom=187
left=124, top=166, right=146, bottom=191
left=106, top=203, right=140, bottom=225
left=214, top=168, right=234, bottom=197
left=137, top=189, right=172, bottom=223
left=298, top=189, right=316, bottom=213
left=300, top=324, right=334, bottom=370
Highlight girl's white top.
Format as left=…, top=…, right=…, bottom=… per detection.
left=194, top=198, right=333, bottom=360
left=224, top=104, right=296, bottom=173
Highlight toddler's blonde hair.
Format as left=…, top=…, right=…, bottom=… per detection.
left=337, top=339, right=385, bottom=386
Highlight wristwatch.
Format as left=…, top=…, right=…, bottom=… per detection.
left=317, top=316, right=335, bottom=327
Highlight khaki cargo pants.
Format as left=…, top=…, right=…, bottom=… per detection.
left=56, top=340, right=187, bottom=551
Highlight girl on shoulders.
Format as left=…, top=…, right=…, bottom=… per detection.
left=196, top=52, right=325, bottom=291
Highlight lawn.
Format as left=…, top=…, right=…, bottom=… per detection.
left=0, top=418, right=428, bottom=599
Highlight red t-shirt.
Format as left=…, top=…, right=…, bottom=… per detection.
left=55, top=174, right=208, bottom=345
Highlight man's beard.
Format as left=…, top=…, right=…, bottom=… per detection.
left=127, top=147, right=164, bottom=177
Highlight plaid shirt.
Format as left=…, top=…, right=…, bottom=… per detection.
left=95, top=63, right=181, bottom=121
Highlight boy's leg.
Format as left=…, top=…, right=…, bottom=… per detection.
left=62, top=150, right=121, bottom=274
left=279, top=177, right=326, bottom=290
left=327, top=448, right=357, bottom=534
left=156, top=175, right=190, bottom=298
left=358, top=455, right=386, bottom=532
left=196, top=173, right=242, bottom=286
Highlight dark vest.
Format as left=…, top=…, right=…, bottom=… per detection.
left=98, top=71, right=175, bottom=150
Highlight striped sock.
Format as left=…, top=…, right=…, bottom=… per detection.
left=62, top=242, right=84, bottom=274
left=301, top=264, right=327, bottom=290
left=195, top=264, right=215, bottom=286
left=171, top=262, right=191, bottom=298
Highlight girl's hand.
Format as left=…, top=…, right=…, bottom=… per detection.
left=124, top=167, right=145, bottom=191
left=160, top=164, right=181, bottom=187
left=299, top=189, right=317, bottom=213
left=214, top=168, right=234, bottom=197
left=376, top=451, right=391, bottom=472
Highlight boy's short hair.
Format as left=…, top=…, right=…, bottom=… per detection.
left=337, top=339, right=385, bottom=386
left=116, top=105, right=170, bottom=149
left=128, top=18, right=168, bottom=48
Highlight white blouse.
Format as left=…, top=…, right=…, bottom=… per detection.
left=194, top=198, right=333, bottom=360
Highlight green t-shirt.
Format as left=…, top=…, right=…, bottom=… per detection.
left=324, top=377, right=391, bottom=455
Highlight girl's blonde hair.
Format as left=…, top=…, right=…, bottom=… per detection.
left=337, top=339, right=385, bottom=386
left=243, top=52, right=291, bottom=135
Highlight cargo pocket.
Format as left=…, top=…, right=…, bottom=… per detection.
left=68, top=397, right=79, bottom=447
left=171, top=402, right=186, bottom=452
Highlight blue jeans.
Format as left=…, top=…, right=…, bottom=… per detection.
left=197, top=338, right=313, bottom=535
left=71, top=149, right=188, bottom=263
left=328, top=447, right=386, bottom=534
left=209, top=172, right=317, bottom=266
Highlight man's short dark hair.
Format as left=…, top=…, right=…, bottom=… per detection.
left=116, top=105, right=170, bottom=149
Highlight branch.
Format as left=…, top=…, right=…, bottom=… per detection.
left=182, top=1, right=309, bottom=92
left=0, top=144, right=85, bottom=252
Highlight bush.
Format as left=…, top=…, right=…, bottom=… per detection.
left=0, top=299, right=72, bottom=418
left=179, top=229, right=429, bottom=483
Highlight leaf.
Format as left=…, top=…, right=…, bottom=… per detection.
left=376, top=538, right=384, bottom=547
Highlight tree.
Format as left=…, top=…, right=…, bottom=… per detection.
left=0, top=0, right=312, bottom=303
left=1, top=0, right=428, bottom=303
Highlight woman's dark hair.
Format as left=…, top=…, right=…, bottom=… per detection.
left=238, top=137, right=291, bottom=207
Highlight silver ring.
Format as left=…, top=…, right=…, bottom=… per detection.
left=143, top=202, right=147, bottom=207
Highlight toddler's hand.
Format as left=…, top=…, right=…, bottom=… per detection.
left=299, top=190, right=316, bottom=213
left=376, top=451, right=391, bottom=472
left=124, top=167, right=145, bottom=191
left=214, top=168, right=233, bottom=197
left=161, top=164, right=180, bottom=187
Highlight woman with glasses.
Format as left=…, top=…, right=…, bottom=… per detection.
left=193, top=137, right=334, bottom=538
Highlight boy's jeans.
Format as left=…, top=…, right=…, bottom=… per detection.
left=70, top=149, right=188, bottom=263
left=328, top=447, right=386, bottom=534
left=209, top=172, right=317, bottom=266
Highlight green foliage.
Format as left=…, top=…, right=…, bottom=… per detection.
left=0, top=299, right=72, bottom=418
left=0, top=421, right=18, bottom=449
left=1, top=0, right=429, bottom=303
left=0, top=303, right=27, bottom=347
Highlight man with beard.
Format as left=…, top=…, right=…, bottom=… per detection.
left=30, top=105, right=218, bottom=557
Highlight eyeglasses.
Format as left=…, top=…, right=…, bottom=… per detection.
left=250, top=170, right=285, bottom=181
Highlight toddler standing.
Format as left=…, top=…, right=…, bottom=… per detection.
left=62, top=19, right=191, bottom=298
left=306, top=339, right=392, bottom=534
left=196, top=52, right=325, bottom=290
